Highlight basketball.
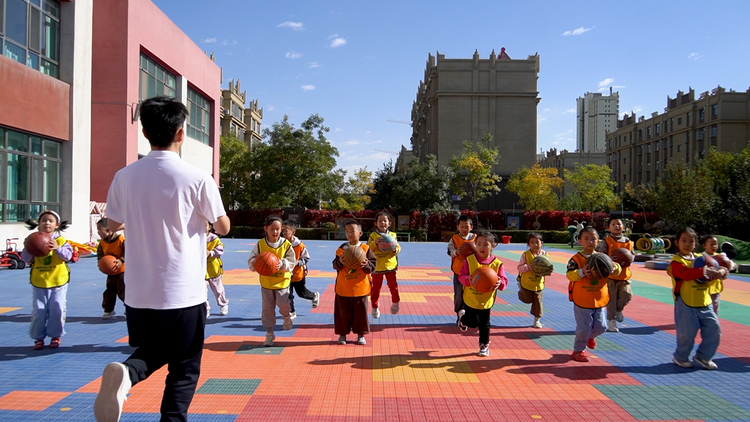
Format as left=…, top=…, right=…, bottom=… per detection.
left=255, top=252, right=280, bottom=276
left=340, top=245, right=366, bottom=268
left=377, top=233, right=397, bottom=252
left=98, top=255, right=120, bottom=275
left=693, top=254, right=719, bottom=270
left=585, top=253, right=615, bottom=280
left=24, top=232, right=52, bottom=257
left=714, top=253, right=734, bottom=270
left=458, top=241, right=477, bottom=258
left=530, top=255, right=554, bottom=276
left=610, top=248, right=634, bottom=268
left=471, top=266, right=499, bottom=293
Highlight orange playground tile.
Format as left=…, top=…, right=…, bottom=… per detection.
left=0, top=390, right=70, bottom=411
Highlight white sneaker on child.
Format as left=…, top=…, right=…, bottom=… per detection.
left=312, top=291, right=320, bottom=308
left=478, top=343, right=490, bottom=357
left=94, top=362, right=131, bottom=422
left=390, top=302, right=400, bottom=314
left=102, top=311, right=115, bottom=319
left=607, top=320, right=619, bottom=332
left=457, top=310, right=467, bottom=332
left=532, top=318, right=542, bottom=328
left=289, top=311, right=297, bottom=320
left=263, top=332, right=275, bottom=347
left=693, top=356, right=718, bottom=370
left=206, top=308, right=210, bottom=318
left=337, top=335, right=347, bottom=345
left=219, top=305, right=228, bottom=316
left=356, top=336, right=367, bottom=345
left=283, top=316, right=293, bottom=330
left=372, top=308, right=380, bottom=318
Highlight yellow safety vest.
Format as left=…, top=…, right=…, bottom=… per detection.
left=519, top=250, right=547, bottom=292
left=30, top=236, right=70, bottom=289
left=206, top=237, right=223, bottom=279
left=462, top=254, right=502, bottom=310
left=368, top=231, right=399, bottom=272
left=258, top=238, right=292, bottom=290
left=667, top=253, right=712, bottom=308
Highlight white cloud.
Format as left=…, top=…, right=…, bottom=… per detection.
left=285, top=51, right=303, bottom=59
left=562, top=26, right=594, bottom=36
left=345, top=140, right=360, bottom=145
left=204, top=37, right=217, bottom=43
left=565, top=108, right=576, bottom=114
left=221, top=39, right=238, bottom=46
left=688, top=52, right=701, bottom=60
left=266, top=105, right=276, bottom=112
left=309, top=62, right=321, bottom=68
left=328, top=34, right=347, bottom=48
left=538, top=116, right=547, bottom=122
left=277, top=21, right=305, bottom=31
left=301, top=85, right=315, bottom=91
left=598, top=78, right=614, bottom=88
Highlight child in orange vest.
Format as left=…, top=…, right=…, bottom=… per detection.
left=595, top=217, right=634, bottom=332
left=516, top=232, right=551, bottom=328
left=456, top=231, right=508, bottom=357
left=333, top=220, right=377, bottom=345
left=283, top=220, right=320, bottom=318
left=566, top=227, right=621, bottom=362
left=447, top=214, right=475, bottom=320
left=96, top=218, right=125, bottom=319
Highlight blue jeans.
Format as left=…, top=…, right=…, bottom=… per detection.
left=30, top=284, right=67, bottom=340
left=573, top=305, right=606, bottom=352
left=673, top=296, right=721, bottom=362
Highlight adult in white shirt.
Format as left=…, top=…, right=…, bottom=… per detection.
left=95, top=96, right=230, bottom=422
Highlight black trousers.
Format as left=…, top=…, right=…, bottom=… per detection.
left=460, top=306, right=491, bottom=345
left=102, top=273, right=125, bottom=312
left=124, top=303, right=206, bottom=422
left=289, top=277, right=316, bottom=313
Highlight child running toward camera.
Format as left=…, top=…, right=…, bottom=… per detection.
left=283, top=220, right=320, bottom=318
left=595, top=217, right=634, bottom=332
left=447, top=215, right=476, bottom=323
left=368, top=211, right=401, bottom=318
left=700, top=234, right=736, bottom=316
left=516, top=232, right=552, bottom=328
left=96, top=218, right=125, bottom=320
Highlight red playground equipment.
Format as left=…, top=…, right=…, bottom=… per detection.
left=0, top=238, right=26, bottom=270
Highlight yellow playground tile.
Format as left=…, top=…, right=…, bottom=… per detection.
left=222, top=269, right=259, bottom=285
left=398, top=292, right=453, bottom=303
left=0, top=307, right=20, bottom=314
left=0, top=390, right=69, bottom=411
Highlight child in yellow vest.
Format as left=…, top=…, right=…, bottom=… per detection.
left=456, top=231, right=508, bottom=357
left=206, top=221, right=228, bottom=316
left=247, top=215, right=296, bottom=346
left=595, top=217, right=634, bottom=332
left=368, top=211, right=401, bottom=318
left=334, top=220, right=377, bottom=345
left=21, top=210, right=74, bottom=350
left=516, top=232, right=551, bottom=328
left=700, top=234, right=736, bottom=316
left=447, top=215, right=475, bottom=320
left=96, top=218, right=125, bottom=319
left=566, top=227, right=621, bottom=362
left=669, top=228, right=727, bottom=369
left=283, top=220, right=320, bottom=318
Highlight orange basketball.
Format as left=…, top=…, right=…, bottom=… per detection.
left=255, top=252, right=280, bottom=276
left=458, top=241, right=477, bottom=258
left=24, top=232, right=52, bottom=257
left=340, top=245, right=366, bottom=268
left=714, top=253, right=734, bottom=270
left=610, top=248, right=634, bottom=268
left=471, top=266, right=499, bottom=293
left=98, top=255, right=120, bottom=275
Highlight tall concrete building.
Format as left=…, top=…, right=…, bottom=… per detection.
left=219, top=79, right=263, bottom=149
left=576, top=90, right=619, bottom=152
left=410, top=48, right=540, bottom=209
left=606, top=86, right=750, bottom=193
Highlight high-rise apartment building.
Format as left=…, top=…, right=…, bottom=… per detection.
left=576, top=90, right=619, bottom=153
left=219, top=79, right=263, bottom=149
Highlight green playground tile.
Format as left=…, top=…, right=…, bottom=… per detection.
left=595, top=385, right=750, bottom=420
left=526, top=333, right=627, bottom=351
left=236, top=344, right=284, bottom=355
left=196, top=378, right=261, bottom=395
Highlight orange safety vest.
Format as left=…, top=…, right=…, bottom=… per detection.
left=99, top=234, right=125, bottom=275
left=604, top=236, right=632, bottom=281
left=451, top=233, right=476, bottom=274
left=567, top=252, right=610, bottom=309
left=335, top=243, right=372, bottom=297
left=291, top=242, right=307, bottom=282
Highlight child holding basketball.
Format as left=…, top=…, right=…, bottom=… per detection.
left=247, top=215, right=296, bottom=346
left=334, top=220, right=377, bottom=345
left=368, top=211, right=401, bottom=318
left=447, top=214, right=476, bottom=321
left=516, top=232, right=552, bottom=328
left=595, top=217, right=634, bottom=332
left=282, top=220, right=320, bottom=318
left=457, top=231, right=508, bottom=357
left=668, top=228, right=727, bottom=369
left=21, top=210, right=74, bottom=350
left=566, top=227, right=621, bottom=362
left=206, top=221, right=229, bottom=316
left=700, top=234, right=736, bottom=316
left=96, top=218, right=125, bottom=319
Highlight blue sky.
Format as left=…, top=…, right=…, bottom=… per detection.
left=153, top=0, right=750, bottom=178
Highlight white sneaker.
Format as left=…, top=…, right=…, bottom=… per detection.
left=607, top=320, right=619, bottom=332
left=312, top=291, right=320, bottom=308
left=672, top=356, right=692, bottom=368
left=457, top=310, right=467, bottom=332
left=532, top=318, right=542, bottom=328
left=283, top=316, right=293, bottom=330
left=101, top=311, right=115, bottom=319
left=219, top=305, right=228, bottom=315
left=356, top=336, right=367, bottom=345
left=479, top=343, right=490, bottom=357
left=616, top=311, right=624, bottom=322
left=206, top=308, right=210, bottom=318
left=390, top=302, right=400, bottom=314
left=289, top=311, right=297, bottom=320
left=372, top=308, right=380, bottom=318
left=263, top=332, right=275, bottom=347
left=94, top=362, right=131, bottom=422
left=337, top=335, right=347, bottom=345
left=693, top=356, right=718, bottom=370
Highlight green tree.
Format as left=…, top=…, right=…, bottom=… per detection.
left=218, top=133, right=251, bottom=210
left=333, top=168, right=373, bottom=211
left=701, top=147, right=750, bottom=237
left=563, top=164, right=617, bottom=211
left=448, top=134, right=502, bottom=210
left=654, top=161, right=719, bottom=232
left=506, top=163, right=564, bottom=210
left=247, top=114, right=343, bottom=208
left=391, top=155, right=452, bottom=213
left=368, top=160, right=396, bottom=210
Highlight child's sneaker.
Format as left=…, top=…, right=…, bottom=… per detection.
left=672, top=356, right=693, bottom=368
left=372, top=307, right=380, bottom=318
left=263, top=332, right=275, bottom=347
left=390, top=302, right=400, bottom=314
left=219, top=305, right=229, bottom=315
left=607, top=320, right=619, bottom=332
left=49, top=338, right=60, bottom=349
left=356, top=336, right=367, bottom=345
left=33, top=339, right=44, bottom=350
left=478, top=343, right=489, bottom=357
left=94, top=362, right=131, bottom=422
left=289, top=311, right=297, bottom=320
left=571, top=351, right=589, bottom=362
left=693, top=356, right=718, bottom=370
left=312, top=291, right=320, bottom=308
left=457, top=310, right=467, bottom=332
left=586, top=337, right=597, bottom=349
left=532, top=318, right=542, bottom=328
left=337, top=335, right=347, bottom=345
left=283, top=316, right=293, bottom=330
left=102, top=311, right=115, bottom=319
left=616, top=311, right=624, bottom=322
left=206, top=308, right=211, bottom=318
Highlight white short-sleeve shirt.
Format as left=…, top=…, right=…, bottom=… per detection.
left=106, top=150, right=226, bottom=309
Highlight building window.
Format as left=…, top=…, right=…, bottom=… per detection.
left=187, top=87, right=211, bottom=145
left=0, top=127, right=62, bottom=222
left=711, top=104, right=718, bottom=119
left=677, top=117, right=682, bottom=125
left=686, top=112, right=690, bottom=125
left=699, top=108, right=705, bottom=123
left=2, top=0, right=61, bottom=78
left=139, top=53, right=176, bottom=100
left=655, top=123, right=660, bottom=136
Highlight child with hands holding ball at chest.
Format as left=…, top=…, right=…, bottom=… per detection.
left=368, top=211, right=401, bottom=318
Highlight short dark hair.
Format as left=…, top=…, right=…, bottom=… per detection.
left=528, top=232, right=543, bottom=244
left=579, top=227, right=598, bottom=238
left=345, top=219, right=362, bottom=229
left=457, top=215, right=473, bottom=225
left=264, top=215, right=283, bottom=227
left=139, top=96, right=188, bottom=148
left=474, top=230, right=496, bottom=246
left=675, top=227, right=698, bottom=244
left=375, top=210, right=393, bottom=222
left=282, top=220, right=298, bottom=229
left=607, top=217, right=623, bottom=226
left=699, top=234, right=716, bottom=246
left=97, top=218, right=109, bottom=227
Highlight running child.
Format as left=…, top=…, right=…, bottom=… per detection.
left=595, top=217, right=634, bottom=332
left=206, top=221, right=229, bottom=316
left=447, top=214, right=476, bottom=322
left=700, top=234, right=736, bottom=316
left=516, top=232, right=552, bottom=328
left=96, top=218, right=125, bottom=319
left=283, top=220, right=320, bottom=318
left=368, top=211, right=401, bottom=317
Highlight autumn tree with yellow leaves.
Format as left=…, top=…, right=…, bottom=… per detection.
left=506, top=163, right=564, bottom=211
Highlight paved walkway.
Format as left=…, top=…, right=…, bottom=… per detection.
left=1, top=239, right=749, bottom=421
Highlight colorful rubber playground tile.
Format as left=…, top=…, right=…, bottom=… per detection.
left=0, top=239, right=749, bottom=421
